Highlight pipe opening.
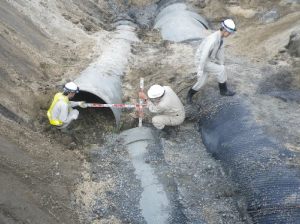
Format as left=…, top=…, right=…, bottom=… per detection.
left=154, top=1, right=209, bottom=42
left=114, top=18, right=137, bottom=26
left=73, top=91, right=105, bottom=104
left=72, top=91, right=115, bottom=120
left=157, top=0, right=184, bottom=11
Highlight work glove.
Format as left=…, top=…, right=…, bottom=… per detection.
left=78, top=101, right=87, bottom=108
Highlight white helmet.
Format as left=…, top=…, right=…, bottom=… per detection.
left=221, top=19, right=236, bottom=33
left=64, top=82, right=79, bottom=93
left=147, top=84, right=165, bottom=99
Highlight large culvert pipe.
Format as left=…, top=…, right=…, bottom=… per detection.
left=200, top=100, right=300, bottom=223
left=120, top=127, right=171, bottom=224
left=74, top=22, right=138, bottom=125
left=154, top=2, right=209, bottom=42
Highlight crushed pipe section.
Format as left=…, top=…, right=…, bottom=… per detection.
left=200, top=101, right=300, bottom=223
left=74, top=23, right=138, bottom=125
left=154, top=2, right=209, bottom=42
left=120, top=127, right=171, bottom=224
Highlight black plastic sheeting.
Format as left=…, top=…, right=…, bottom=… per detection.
left=200, top=101, right=300, bottom=223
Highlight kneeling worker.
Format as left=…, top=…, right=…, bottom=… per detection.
left=139, top=84, right=185, bottom=130
left=47, top=82, right=87, bottom=130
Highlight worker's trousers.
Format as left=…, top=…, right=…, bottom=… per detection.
left=57, top=109, right=79, bottom=130
left=152, top=114, right=185, bottom=130
left=192, top=61, right=227, bottom=91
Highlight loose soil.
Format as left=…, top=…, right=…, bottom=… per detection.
left=0, top=0, right=299, bottom=223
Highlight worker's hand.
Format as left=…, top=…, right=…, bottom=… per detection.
left=139, top=91, right=147, bottom=100
left=79, top=101, right=87, bottom=108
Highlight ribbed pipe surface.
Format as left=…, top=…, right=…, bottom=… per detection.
left=120, top=127, right=171, bottom=224
left=154, top=2, right=209, bottom=42
left=200, top=100, right=300, bottom=223
left=74, top=23, right=138, bottom=125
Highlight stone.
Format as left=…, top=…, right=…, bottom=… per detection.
left=260, top=9, right=280, bottom=24
left=195, top=0, right=206, bottom=8
left=285, top=29, right=300, bottom=57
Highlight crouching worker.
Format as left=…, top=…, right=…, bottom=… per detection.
left=139, top=84, right=185, bottom=130
left=47, top=82, right=87, bottom=130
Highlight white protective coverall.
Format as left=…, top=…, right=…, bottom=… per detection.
left=51, top=100, right=80, bottom=129
left=148, top=86, right=185, bottom=129
left=192, top=30, right=226, bottom=91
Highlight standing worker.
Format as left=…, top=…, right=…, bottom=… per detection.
left=47, top=82, right=87, bottom=130
left=186, top=19, right=237, bottom=104
left=139, top=84, right=185, bottom=130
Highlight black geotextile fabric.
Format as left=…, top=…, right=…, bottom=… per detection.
left=200, top=101, right=300, bottom=223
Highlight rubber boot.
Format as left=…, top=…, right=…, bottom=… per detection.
left=218, top=82, right=235, bottom=96
left=186, top=88, right=198, bottom=104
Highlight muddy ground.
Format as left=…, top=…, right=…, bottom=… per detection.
left=0, top=0, right=299, bottom=223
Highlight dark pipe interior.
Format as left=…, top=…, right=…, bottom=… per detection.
left=157, top=0, right=184, bottom=10
left=72, top=91, right=114, bottom=119
left=73, top=91, right=105, bottom=104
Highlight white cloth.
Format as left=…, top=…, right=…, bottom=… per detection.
left=51, top=100, right=80, bottom=129
left=148, top=86, right=185, bottom=129
left=192, top=30, right=227, bottom=91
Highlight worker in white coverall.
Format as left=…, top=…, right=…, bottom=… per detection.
left=186, top=19, right=236, bottom=104
left=47, top=82, right=87, bottom=130
left=139, top=84, right=185, bottom=129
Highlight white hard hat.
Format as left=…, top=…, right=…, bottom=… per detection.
left=64, top=82, right=79, bottom=93
left=147, top=84, right=165, bottom=99
left=221, top=19, right=236, bottom=33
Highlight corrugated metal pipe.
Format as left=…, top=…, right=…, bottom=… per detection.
left=154, top=2, right=300, bottom=221
left=74, top=21, right=139, bottom=125
left=120, top=127, right=171, bottom=223
left=154, top=1, right=209, bottom=42
left=200, top=100, right=300, bottom=223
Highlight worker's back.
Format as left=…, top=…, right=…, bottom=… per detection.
left=195, top=30, right=223, bottom=66
left=158, top=86, right=185, bottom=117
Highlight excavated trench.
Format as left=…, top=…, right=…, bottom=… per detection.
left=85, top=2, right=300, bottom=223
left=1, top=0, right=300, bottom=223
left=155, top=2, right=300, bottom=223
left=74, top=1, right=247, bottom=223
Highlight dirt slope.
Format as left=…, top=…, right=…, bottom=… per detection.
left=0, top=0, right=299, bottom=223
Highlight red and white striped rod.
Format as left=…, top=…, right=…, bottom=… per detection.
left=86, top=103, right=146, bottom=109
left=86, top=78, right=146, bottom=127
